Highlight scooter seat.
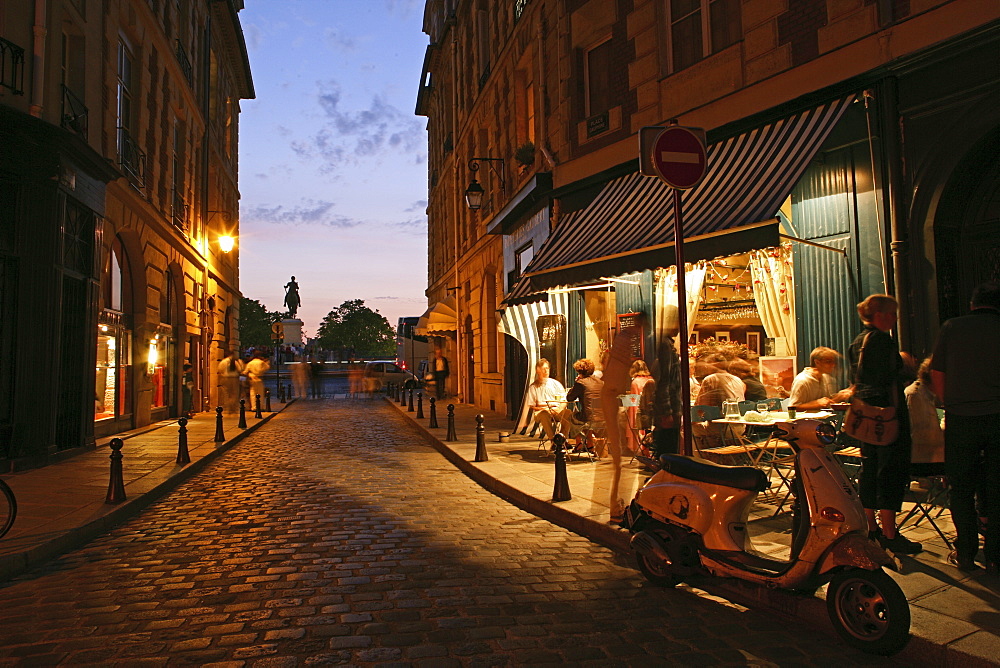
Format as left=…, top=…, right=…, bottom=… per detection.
left=658, top=454, right=769, bottom=492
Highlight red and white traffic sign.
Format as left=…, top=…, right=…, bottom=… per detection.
left=651, top=126, right=707, bottom=190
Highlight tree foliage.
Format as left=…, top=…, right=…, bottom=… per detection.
left=317, top=299, right=395, bottom=356
left=239, top=296, right=284, bottom=349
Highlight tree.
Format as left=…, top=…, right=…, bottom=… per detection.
left=239, top=296, right=284, bottom=349
left=317, top=299, right=395, bottom=357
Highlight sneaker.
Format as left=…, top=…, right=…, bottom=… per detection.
left=879, top=533, right=923, bottom=555
left=948, top=550, right=981, bottom=572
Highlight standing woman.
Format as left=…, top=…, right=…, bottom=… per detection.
left=849, top=294, right=921, bottom=554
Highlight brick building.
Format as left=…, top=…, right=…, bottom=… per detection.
left=416, top=0, right=999, bottom=420
left=1, top=0, right=253, bottom=466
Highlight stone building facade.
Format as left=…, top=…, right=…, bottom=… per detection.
left=1, top=0, right=253, bottom=467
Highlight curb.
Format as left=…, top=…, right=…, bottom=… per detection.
left=0, top=407, right=284, bottom=583
left=384, top=397, right=992, bottom=668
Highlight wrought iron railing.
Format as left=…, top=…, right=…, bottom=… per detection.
left=175, top=40, right=193, bottom=86
left=478, top=62, right=491, bottom=91
left=515, top=0, right=530, bottom=22
left=0, top=37, right=25, bottom=95
left=117, top=127, right=146, bottom=188
left=171, top=188, right=188, bottom=231
left=61, top=85, right=88, bottom=139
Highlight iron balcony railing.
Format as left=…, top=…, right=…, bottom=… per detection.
left=61, top=85, right=88, bottom=140
left=175, top=40, right=193, bottom=87
left=171, top=188, right=188, bottom=231
left=0, top=36, right=25, bottom=95
left=117, top=127, right=146, bottom=188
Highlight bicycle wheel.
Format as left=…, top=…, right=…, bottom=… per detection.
left=0, top=479, right=16, bottom=539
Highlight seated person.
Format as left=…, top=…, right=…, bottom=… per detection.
left=519, top=358, right=570, bottom=441
left=567, top=358, right=606, bottom=454
left=905, top=357, right=944, bottom=474
left=730, top=358, right=767, bottom=402
left=788, top=346, right=852, bottom=411
left=694, top=356, right=746, bottom=446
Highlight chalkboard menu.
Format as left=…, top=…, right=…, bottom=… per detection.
left=616, top=312, right=644, bottom=359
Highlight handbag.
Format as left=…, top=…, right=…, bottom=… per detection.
left=843, top=332, right=899, bottom=446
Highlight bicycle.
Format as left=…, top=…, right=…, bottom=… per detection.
left=0, top=477, right=16, bottom=539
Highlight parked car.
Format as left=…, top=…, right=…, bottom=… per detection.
left=363, top=360, right=420, bottom=390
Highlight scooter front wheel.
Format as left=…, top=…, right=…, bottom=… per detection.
left=827, top=569, right=910, bottom=655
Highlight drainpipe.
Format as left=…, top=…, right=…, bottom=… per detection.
left=30, top=0, right=48, bottom=117
left=536, top=16, right=556, bottom=171
left=880, top=78, right=911, bottom=352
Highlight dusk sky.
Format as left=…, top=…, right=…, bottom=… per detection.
left=238, top=0, right=429, bottom=337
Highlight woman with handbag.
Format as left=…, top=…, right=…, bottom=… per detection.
left=847, top=294, right=922, bottom=554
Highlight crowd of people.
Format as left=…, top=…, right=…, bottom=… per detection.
left=512, top=282, right=998, bottom=573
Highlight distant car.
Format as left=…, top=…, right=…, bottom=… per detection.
left=363, top=360, right=420, bottom=389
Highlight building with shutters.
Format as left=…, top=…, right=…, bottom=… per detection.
left=417, top=0, right=999, bottom=421
left=0, top=0, right=253, bottom=467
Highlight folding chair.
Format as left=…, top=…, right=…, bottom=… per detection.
left=691, top=405, right=750, bottom=464
left=899, top=462, right=953, bottom=549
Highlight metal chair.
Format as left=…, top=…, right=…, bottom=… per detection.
left=899, top=462, right=953, bottom=549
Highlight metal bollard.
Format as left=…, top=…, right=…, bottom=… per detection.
left=386, top=383, right=393, bottom=399
left=106, top=438, right=127, bottom=504
left=407, top=388, right=414, bottom=412
left=446, top=404, right=457, bottom=441
left=399, top=385, right=407, bottom=406
left=177, top=417, right=192, bottom=465
left=254, top=393, right=263, bottom=419
left=416, top=392, right=424, bottom=419
left=429, top=397, right=439, bottom=428
left=214, top=406, right=225, bottom=442
left=279, top=383, right=286, bottom=403
left=551, top=433, right=572, bottom=502
left=238, top=399, right=248, bottom=429
left=265, top=389, right=272, bottom=412
left=474, top=414, right=488, bottom=462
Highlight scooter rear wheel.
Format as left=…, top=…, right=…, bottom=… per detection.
left=827, top=569, right=910, bottom=655
left=634, top=530, right=683, bottom=588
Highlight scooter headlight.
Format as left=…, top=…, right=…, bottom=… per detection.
left=816, top=421, right=837, bottom=445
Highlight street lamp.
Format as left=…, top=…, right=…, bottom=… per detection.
left=218, top=234, right=235, bottom=252
left=464, top=157, right=505, bottom=210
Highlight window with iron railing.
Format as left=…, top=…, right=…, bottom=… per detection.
left=171, top=189, right=188, bottom=231
left=117, top=127, right=146, bottom=188
left=0, top=37, right=25, bottom=95
left=61, top=84, right=89, bottom=140
left=175, top=39, right=193, bottom=86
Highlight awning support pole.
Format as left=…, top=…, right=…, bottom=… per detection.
left=674, top=189, right=693, bottom=457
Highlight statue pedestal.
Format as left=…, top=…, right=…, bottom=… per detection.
left=281, top=319, right=304, bottom=345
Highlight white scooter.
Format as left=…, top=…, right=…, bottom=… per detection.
left=623, top=418, right=910, bottom=655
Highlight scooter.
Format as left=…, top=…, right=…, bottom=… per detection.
left=623, top=418, right=910, bottom=656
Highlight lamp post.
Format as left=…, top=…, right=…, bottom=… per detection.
left=464, top=157, right=505, bottom=211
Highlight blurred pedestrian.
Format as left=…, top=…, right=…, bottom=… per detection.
left=218, top=351, right=244, bottom=414
left=181, top=363, right=195, bottom=417
left=292, top=357, right=309, bottom=399
left=433, top=347, right=450, bottom=400
left=931, top=282, right=1000, bottom=573
left=310, top=357, right=323, bottom=398
left=245, top=353, right=270, bottom=410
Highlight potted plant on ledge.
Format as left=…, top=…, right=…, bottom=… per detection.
left=514, top=141, right=535, bottom=175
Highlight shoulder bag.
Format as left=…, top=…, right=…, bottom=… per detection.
left=843, top=331, right=899, bottom=446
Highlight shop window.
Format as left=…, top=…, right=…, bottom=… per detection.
left=149, top=330, right=170, bottom=409
left=96, top=322, right=131, bottom=420
left=536, top=314, right=566, bottom=383
left=668, top=0, right=741, bottom=73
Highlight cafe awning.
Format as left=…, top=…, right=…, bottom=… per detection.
left=414, top=297, right=458, bottom=336
left=506, top=94, right=856, bottom=303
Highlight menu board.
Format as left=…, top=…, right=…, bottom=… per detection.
left=616, top=312, right=644, bottom=359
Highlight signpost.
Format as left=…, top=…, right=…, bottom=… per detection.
left=642, top=124, right=707, bottom=456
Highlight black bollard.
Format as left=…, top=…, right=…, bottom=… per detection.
left=238, top=399, right=248, bottom=429
left=399, top=385, right=407, bottom=406
left=254, top=393, right=263, bottom=419
left=407, top=388, right=415, bottom=412
left=214, top=406, right=225, bottom=442
left=474, top=414, right=488, bottom=462
left=287, top=382, right=293, bottom=400
left=265, top=388, right=272, bottom=412
left=279, top=383, right=286, bottom=403
left=177, top=417, right=191, bottom=465
left=386, top=383, right=392, bottom=399
left=106, top=438, right=126, bottom=504
left=551, top=433, right=572, bottom=502
left=416, top=392, right=424, bottom=419
left=446, top=404, right=457, bottom=441
left=429, top=397, right=439, bottom=428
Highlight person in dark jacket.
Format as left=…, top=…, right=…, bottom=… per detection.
left=849, top=294, right=920, bottom=555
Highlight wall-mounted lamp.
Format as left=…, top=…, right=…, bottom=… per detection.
left=464, top=157, right=505, bottom=210
left=218, top=235, right=235, bottom=253
left=147, top=334, right=160, bottom=375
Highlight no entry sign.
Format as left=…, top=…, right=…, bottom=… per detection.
left=651, top=126, right=706, bottom=190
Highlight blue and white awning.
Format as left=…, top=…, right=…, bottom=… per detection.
left=508, top=95, right=856, bottom=301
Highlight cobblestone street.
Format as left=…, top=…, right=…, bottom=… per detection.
left=0, top=400, right=894, bottom=666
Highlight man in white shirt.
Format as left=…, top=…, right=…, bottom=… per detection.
left=788, top=346, right=852, bottom=410
left=519, top=358, right=570, bottom=440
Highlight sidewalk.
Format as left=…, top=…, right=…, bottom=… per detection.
left=0, top=402, right=288, bottom=582
left=384, top=395, right=999, bottom=667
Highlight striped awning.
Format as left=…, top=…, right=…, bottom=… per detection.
left=508, top=95, right=856, bottom=301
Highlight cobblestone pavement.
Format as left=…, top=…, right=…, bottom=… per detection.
left=0, top=400, right=897, bottom=666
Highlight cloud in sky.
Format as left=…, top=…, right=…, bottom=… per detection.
left=405, top=200, right=428, bottom=212
left=288, top=80, right=426, bottom=172
left=243, top=200, right=361, bottom=228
